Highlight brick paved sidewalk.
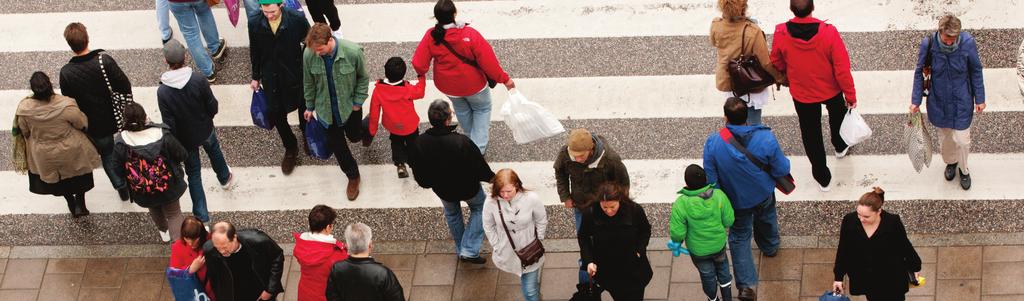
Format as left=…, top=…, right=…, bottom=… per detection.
left=0, top=243, right=1021, bottom=301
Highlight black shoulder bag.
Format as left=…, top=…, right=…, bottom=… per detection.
left=496, top=200, right=545, bottom=268
left=438, top=39, right=498, bottom=89
left=719, top=128, right=795, bottom=194
left=727, top=22, right=776, bottom=96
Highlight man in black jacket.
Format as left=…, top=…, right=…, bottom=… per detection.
left=326, top=222, right=405, bottom=301
left=248, top=0, right=311, bottom=175
left=204, top=221, right=285, bottom=301
left=58, top=22, right=132, bottom=201
left=410, top=100, right=494, bottom=264
left=157, top=40, right=234, bottom=225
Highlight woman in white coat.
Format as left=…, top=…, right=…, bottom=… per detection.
left=483, top=168, right=548, bottom=301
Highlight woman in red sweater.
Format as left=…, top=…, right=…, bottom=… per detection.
left=294, top=205, right=349, bottom=301
left=169, top=217, right=214, bottom=300
left=412, top=0, right=515, bottom=155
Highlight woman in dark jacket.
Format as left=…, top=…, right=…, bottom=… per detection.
left=833, top=187, right=922, bottom=300
left=578, top=182, right=653, bottom=300
left=114, top=102, right=188, bottom=243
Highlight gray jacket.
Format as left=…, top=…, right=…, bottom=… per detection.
left=482, top=191, right=548, bottom=275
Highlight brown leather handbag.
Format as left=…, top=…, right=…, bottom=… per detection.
left=727, top=23, right=776, bottom=96
left=497, top=200, right=545, bottom=268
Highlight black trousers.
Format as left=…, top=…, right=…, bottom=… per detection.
left=865, top=292, right=906, bottom=301
left=326, top=123, right=360, bottom=179
left=305, top=0, right=340, bottom=31
left=274, top=101, right=307, bottom=151
left=389, top=130, right=419, bottom=166
left=605, top=285, right=645, bottom=301
left=793, top=93, right=849, bottom=187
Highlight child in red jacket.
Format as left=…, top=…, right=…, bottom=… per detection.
left=368, top=57, right=427, bottom=178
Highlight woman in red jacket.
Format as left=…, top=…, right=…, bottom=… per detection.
left=412, top=0, right=515, bottom=155
left=294, top=205, right=349, bottom=301
left=169, top=217, right=215, bottom=300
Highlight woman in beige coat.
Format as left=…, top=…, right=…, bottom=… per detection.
left=16, top=72, right=100, bottom=217
left=711, top=0, right=784, bottom=125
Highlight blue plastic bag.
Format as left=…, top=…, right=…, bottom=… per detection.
left=306, top=119, right=331, bottom=160
left=251, top=89, right=274, bottom=130
left=284, top=0, right=303, bottom=12
left=819, top=291, right=851, bottom=301
left=166, top=267, right=211, bottom=301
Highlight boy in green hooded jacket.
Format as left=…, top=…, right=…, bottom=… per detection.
left=670, top=164, right=734, bottom=301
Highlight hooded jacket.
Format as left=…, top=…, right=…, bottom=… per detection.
left=16, top=95, right=101, bottom=183
left=368, top=78, right=427, bottom=137
left=113, top=124, right=188, bottom=208
left=553, top=135, right=630, bottom=209
left=249, top=7, right=310, bottom=114
left=410, top=125, right=495, bottom=201
left=59, top=50, right=133, bottom=138
left=412, top=23, right=510, bottom=97
left=293, top=232, right=349, bottom=301
left=203, top=229, right=285, bottom=301
left=770, top=17, right=857, bottom=104
left=669, top=185, right=735, bottom=257
left=158, top=67, right=218, bottom=150
left=911, top=32, right=986, bottom=130
left=703, top=124, right=790, bottom=209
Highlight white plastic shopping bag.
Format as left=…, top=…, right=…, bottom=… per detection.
left=839, top=109, right=872, bottom=146
left=500, top=89, right=565, bottom=144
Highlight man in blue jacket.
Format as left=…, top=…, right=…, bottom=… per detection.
left=703, top=97, right=791, bottom=301
left=911, top=15, right=985, bottom=190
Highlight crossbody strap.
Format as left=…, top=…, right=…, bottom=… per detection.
left=97, top=52, right=115, bottom=95
left=719, top=128, right=773, bottom=175
left=741, top=22, right=749, bottom=55
left=439, top=39, right=482, bottom=69
left=496, top=199, right=539, bottom=251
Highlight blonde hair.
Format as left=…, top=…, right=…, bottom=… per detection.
left=718, top=0, right=748, bottom=20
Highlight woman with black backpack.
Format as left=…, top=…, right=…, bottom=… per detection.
left=114, top=102, right=188, bottom=243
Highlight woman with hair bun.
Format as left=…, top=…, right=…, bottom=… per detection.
left=832, top=187, right=922, bottom=300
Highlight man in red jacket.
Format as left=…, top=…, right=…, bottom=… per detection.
left=770, top=0, right=857, bottom=192
left=293, top=205, right=349, bottom=301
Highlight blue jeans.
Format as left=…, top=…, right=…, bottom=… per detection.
left=448, top=88, right=492, bottom=154
left=692, top=249, right=733, bottom=299
left=184, top=132, right=231, bottom=222
left=728, top=194, right=780, bottom=289
left=747, top=107, right=763, bottom=125
left=91, top=134, right=126, bottom=190
left=521, top=268, right=541, bottom=301
left=573, top=208, right=595, bottom=286
left=156, top=0, right=171, bottom=41
left=169, top=0, right=221, bottom=77
left=441, top=187, right=485, bottom=258
left=242, top=0, right=261, bottom=22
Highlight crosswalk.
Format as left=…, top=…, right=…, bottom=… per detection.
left=1, top=0, right=1023, bottom=247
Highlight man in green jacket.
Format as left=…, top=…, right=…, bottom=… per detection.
left=670, top=164, right=734, bottom=301
left=302, top=23, right=368, bottom=201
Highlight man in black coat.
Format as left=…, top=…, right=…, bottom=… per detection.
left=157, top=40, right=234, bottom=225
left=326, top=222, right=405, bottom=301
left=409, top=100, right=495, bottom=264
left=58, top=22, right=132, bottom=201
left=248, top=0, right=311, bottom=175
left=204, top=221, right=285, bottom=301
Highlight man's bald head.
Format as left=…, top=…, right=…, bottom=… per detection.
left=790, top=0, right=813, bottom=18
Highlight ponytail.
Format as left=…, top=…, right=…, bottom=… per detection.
left=431, top=0, right=456, bottom=45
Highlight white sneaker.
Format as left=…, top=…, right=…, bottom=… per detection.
left=159, top=230, right=171, bottom=243
left=836, top=146, right=851, bottom=159
left=221, top=172, right=236, bottom=190
left=204, top=223, right=210, bottom=233
left=818, top=182, right=832, bottom=192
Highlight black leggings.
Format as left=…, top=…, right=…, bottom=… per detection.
left=305, top=0, right=340, bottom=31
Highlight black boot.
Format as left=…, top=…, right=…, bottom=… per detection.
left=720, top=284, right=733, bottom=301
left=72, top=193, right=90, bottom=218
left=63, top=195, right=76, bottom=216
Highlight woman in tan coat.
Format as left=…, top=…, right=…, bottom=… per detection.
left=16, top=71, right=100, bottom=217
left=711, top=0, right=784, bottom=125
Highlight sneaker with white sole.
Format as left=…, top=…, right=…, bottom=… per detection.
left=818, top=182, right=831, bottom=192
left=221, top=172, right=236, bottom=190
left=159, top=230, right=171, bottom=243
left=836, top=146, right=851, bottom=159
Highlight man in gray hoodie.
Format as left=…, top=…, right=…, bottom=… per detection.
left=157, top=40, right=234, bottom=225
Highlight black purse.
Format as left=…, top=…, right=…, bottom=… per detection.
left=439, top=39, right=498, bottom=89
left=496, top=199, right=545, bottom=268
left=727, top=23, right=776, bottom=96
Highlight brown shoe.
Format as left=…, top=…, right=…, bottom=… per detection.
left=281, top=148, right=298, bottom=175
left=738, top=287, right=757, bottom=301
left=346, top=177, right=361, bottom=201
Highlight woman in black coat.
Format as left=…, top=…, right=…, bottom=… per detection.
left=578, top=182, right=653, bottom=300
left=833, top=187, right=922, bottom=300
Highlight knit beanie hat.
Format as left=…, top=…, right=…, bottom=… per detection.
left=567, top=129, right=594, bottom=158
left=684, top=164, right=708, bottom=189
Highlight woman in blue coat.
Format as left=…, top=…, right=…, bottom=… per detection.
left=910, top=15, right=985, bottom=190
